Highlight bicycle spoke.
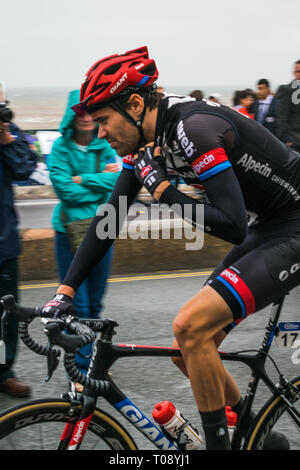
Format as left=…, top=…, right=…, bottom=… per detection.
left=249, top=393, right=300, bottom=448
left=0, top=422, right=109, bottom=450
left=272, top=401, right=300, bottom=449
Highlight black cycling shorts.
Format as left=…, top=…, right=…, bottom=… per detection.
left=205, top=209, right=300, bottom=333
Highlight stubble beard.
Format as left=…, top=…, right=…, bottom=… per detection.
left=117, top=126, right=140, bottom=157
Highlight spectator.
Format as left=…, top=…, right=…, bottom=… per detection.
left=189, top=90, right=204, bottom=100
left=208, top=92, right=222, bottom=104
left=0, top=93, right=37, bottom=398
left=251, top=79, right=278, bottom=135
left=49, top=90, right=120, bottom=377
left=232, top=89, right=255, bottom=119
left=275, top=60, right=300, bottom=152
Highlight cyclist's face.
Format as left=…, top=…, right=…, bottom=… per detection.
left=91, top=106, right=140, bottom=156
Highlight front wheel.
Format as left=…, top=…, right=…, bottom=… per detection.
left=0, top=398, right=137, bottom=450
left=243, top=376, right=300, bottom=450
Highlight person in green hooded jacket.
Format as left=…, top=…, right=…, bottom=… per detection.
left=49, top=90, right=120, bottom=374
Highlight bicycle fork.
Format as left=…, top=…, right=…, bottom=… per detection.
left=57, top=337, right=115, bottom=450
left=57, top=395, right=97, bottom=450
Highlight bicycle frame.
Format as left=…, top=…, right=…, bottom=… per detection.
left=59, top=296, right=300, bottom=450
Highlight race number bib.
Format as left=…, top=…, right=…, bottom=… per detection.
left=275, top=322, right=300, bottom=348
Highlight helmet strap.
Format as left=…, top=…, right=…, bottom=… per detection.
left=111, top=92, right=149, bottom=149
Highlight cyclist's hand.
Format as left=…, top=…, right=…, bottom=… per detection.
left=41, top=294, right=76, bottom=318
left=134, top=145, right=167, bottom=195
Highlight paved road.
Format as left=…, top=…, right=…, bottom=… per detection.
left=1, top=270, right=300, bottom=449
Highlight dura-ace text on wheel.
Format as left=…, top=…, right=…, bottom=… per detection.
left=0, top=399, right=137, bottom=450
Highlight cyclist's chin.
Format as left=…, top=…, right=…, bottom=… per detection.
left=118, top=142, right=137, bottom=157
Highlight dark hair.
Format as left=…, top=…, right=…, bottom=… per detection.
left=232, top=90, right=241, bottom=106
left=189, top=90, right=204, bottom=100
left=122, top=89, right=163, bottom=111
left=257, top=78, right=270, bottom=87
left=87, top=86, right=163, bottom=114
left=232, top=88, right=255, bottom=106
left=295, top=60, right=300, bottom=65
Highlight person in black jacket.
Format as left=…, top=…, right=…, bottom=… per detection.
left=0, top=111, right=37, bottom=398
left=251, top=79, right=278, bottom=136
left=275, top=60, right=300, bottom=152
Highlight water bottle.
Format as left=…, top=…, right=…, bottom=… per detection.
left=225, top=406, right=237, bottom=442
left=152, top=401, right=202, bottom=450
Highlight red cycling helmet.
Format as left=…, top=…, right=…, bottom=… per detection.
left=72, top=46, right=159, bottom=147
left=74, top=46, right=158, bottom=112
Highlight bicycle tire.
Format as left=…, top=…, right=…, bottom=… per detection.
left=243, top=376, right=300, bottom=450
left=0, top=398, right=138, bottom=450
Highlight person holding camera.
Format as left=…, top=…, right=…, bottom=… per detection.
left=0, top=90, right=38, bottom=397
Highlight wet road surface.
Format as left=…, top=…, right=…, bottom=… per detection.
left=1, top=270, right=300, bottom=450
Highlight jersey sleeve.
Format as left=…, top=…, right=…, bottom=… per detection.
left=122, top=154, right=135, bottom=170
left=175, top=113, right=233, bottom=182
left=191, top=148, right=231, bottom=181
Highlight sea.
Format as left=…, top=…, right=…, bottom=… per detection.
left=7, top=85, right=243, bottom=131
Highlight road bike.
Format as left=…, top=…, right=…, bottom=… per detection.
left=0, top=294, right=300, bottom=450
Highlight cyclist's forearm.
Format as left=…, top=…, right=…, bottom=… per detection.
left=58, top=169, right=142, bottom=293
left=159, top=169, right=248, bottom=245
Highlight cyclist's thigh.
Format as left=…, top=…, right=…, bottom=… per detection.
left=209, top=235, right=300, bottom=331
left=205, top=229, right=259, bottom=284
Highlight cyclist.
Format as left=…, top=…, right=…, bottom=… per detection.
left=41, top=46, right=300, bottom=450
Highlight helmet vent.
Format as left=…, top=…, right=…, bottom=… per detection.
left=103, top=63, right=122, bottom=75
left=93, top=83, right=110, bottom=93
left=140, top=63, right=156, bottom=77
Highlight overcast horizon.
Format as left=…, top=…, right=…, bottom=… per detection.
left=1, top=0, right=300, bottom=92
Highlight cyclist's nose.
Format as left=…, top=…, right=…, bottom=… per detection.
left=98, top=126, right=107, bottom=139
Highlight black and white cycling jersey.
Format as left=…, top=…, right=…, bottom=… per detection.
left=63, top=94, right=300, bottom=322
left=153, top=95, right=300, bottom=225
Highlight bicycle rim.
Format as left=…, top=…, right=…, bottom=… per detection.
left=244, top=376, right=300, bottom=450
left=0, top=399, right=137, bottom=450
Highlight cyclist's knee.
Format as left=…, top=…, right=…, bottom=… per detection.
left=172, top=303, right=230, bottom=351
left=172, top=307, right=209, bottom=348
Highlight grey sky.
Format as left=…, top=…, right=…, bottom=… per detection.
left=1, top=0, right=300, bottom=91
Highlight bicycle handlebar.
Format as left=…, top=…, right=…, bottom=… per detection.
left=0, top=295, right=110, bottom=393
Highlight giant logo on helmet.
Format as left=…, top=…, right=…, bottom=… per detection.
left=110, top=72, right=128, bottom=95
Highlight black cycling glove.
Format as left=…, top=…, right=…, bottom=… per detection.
left=41, top=294, right=76, bottom=318
left=134, top=146, right=167, bottom=195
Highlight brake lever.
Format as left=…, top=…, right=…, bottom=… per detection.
left=41, top=319, right=63, bottom=382
left=45, top=341, right=60, bottom=382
